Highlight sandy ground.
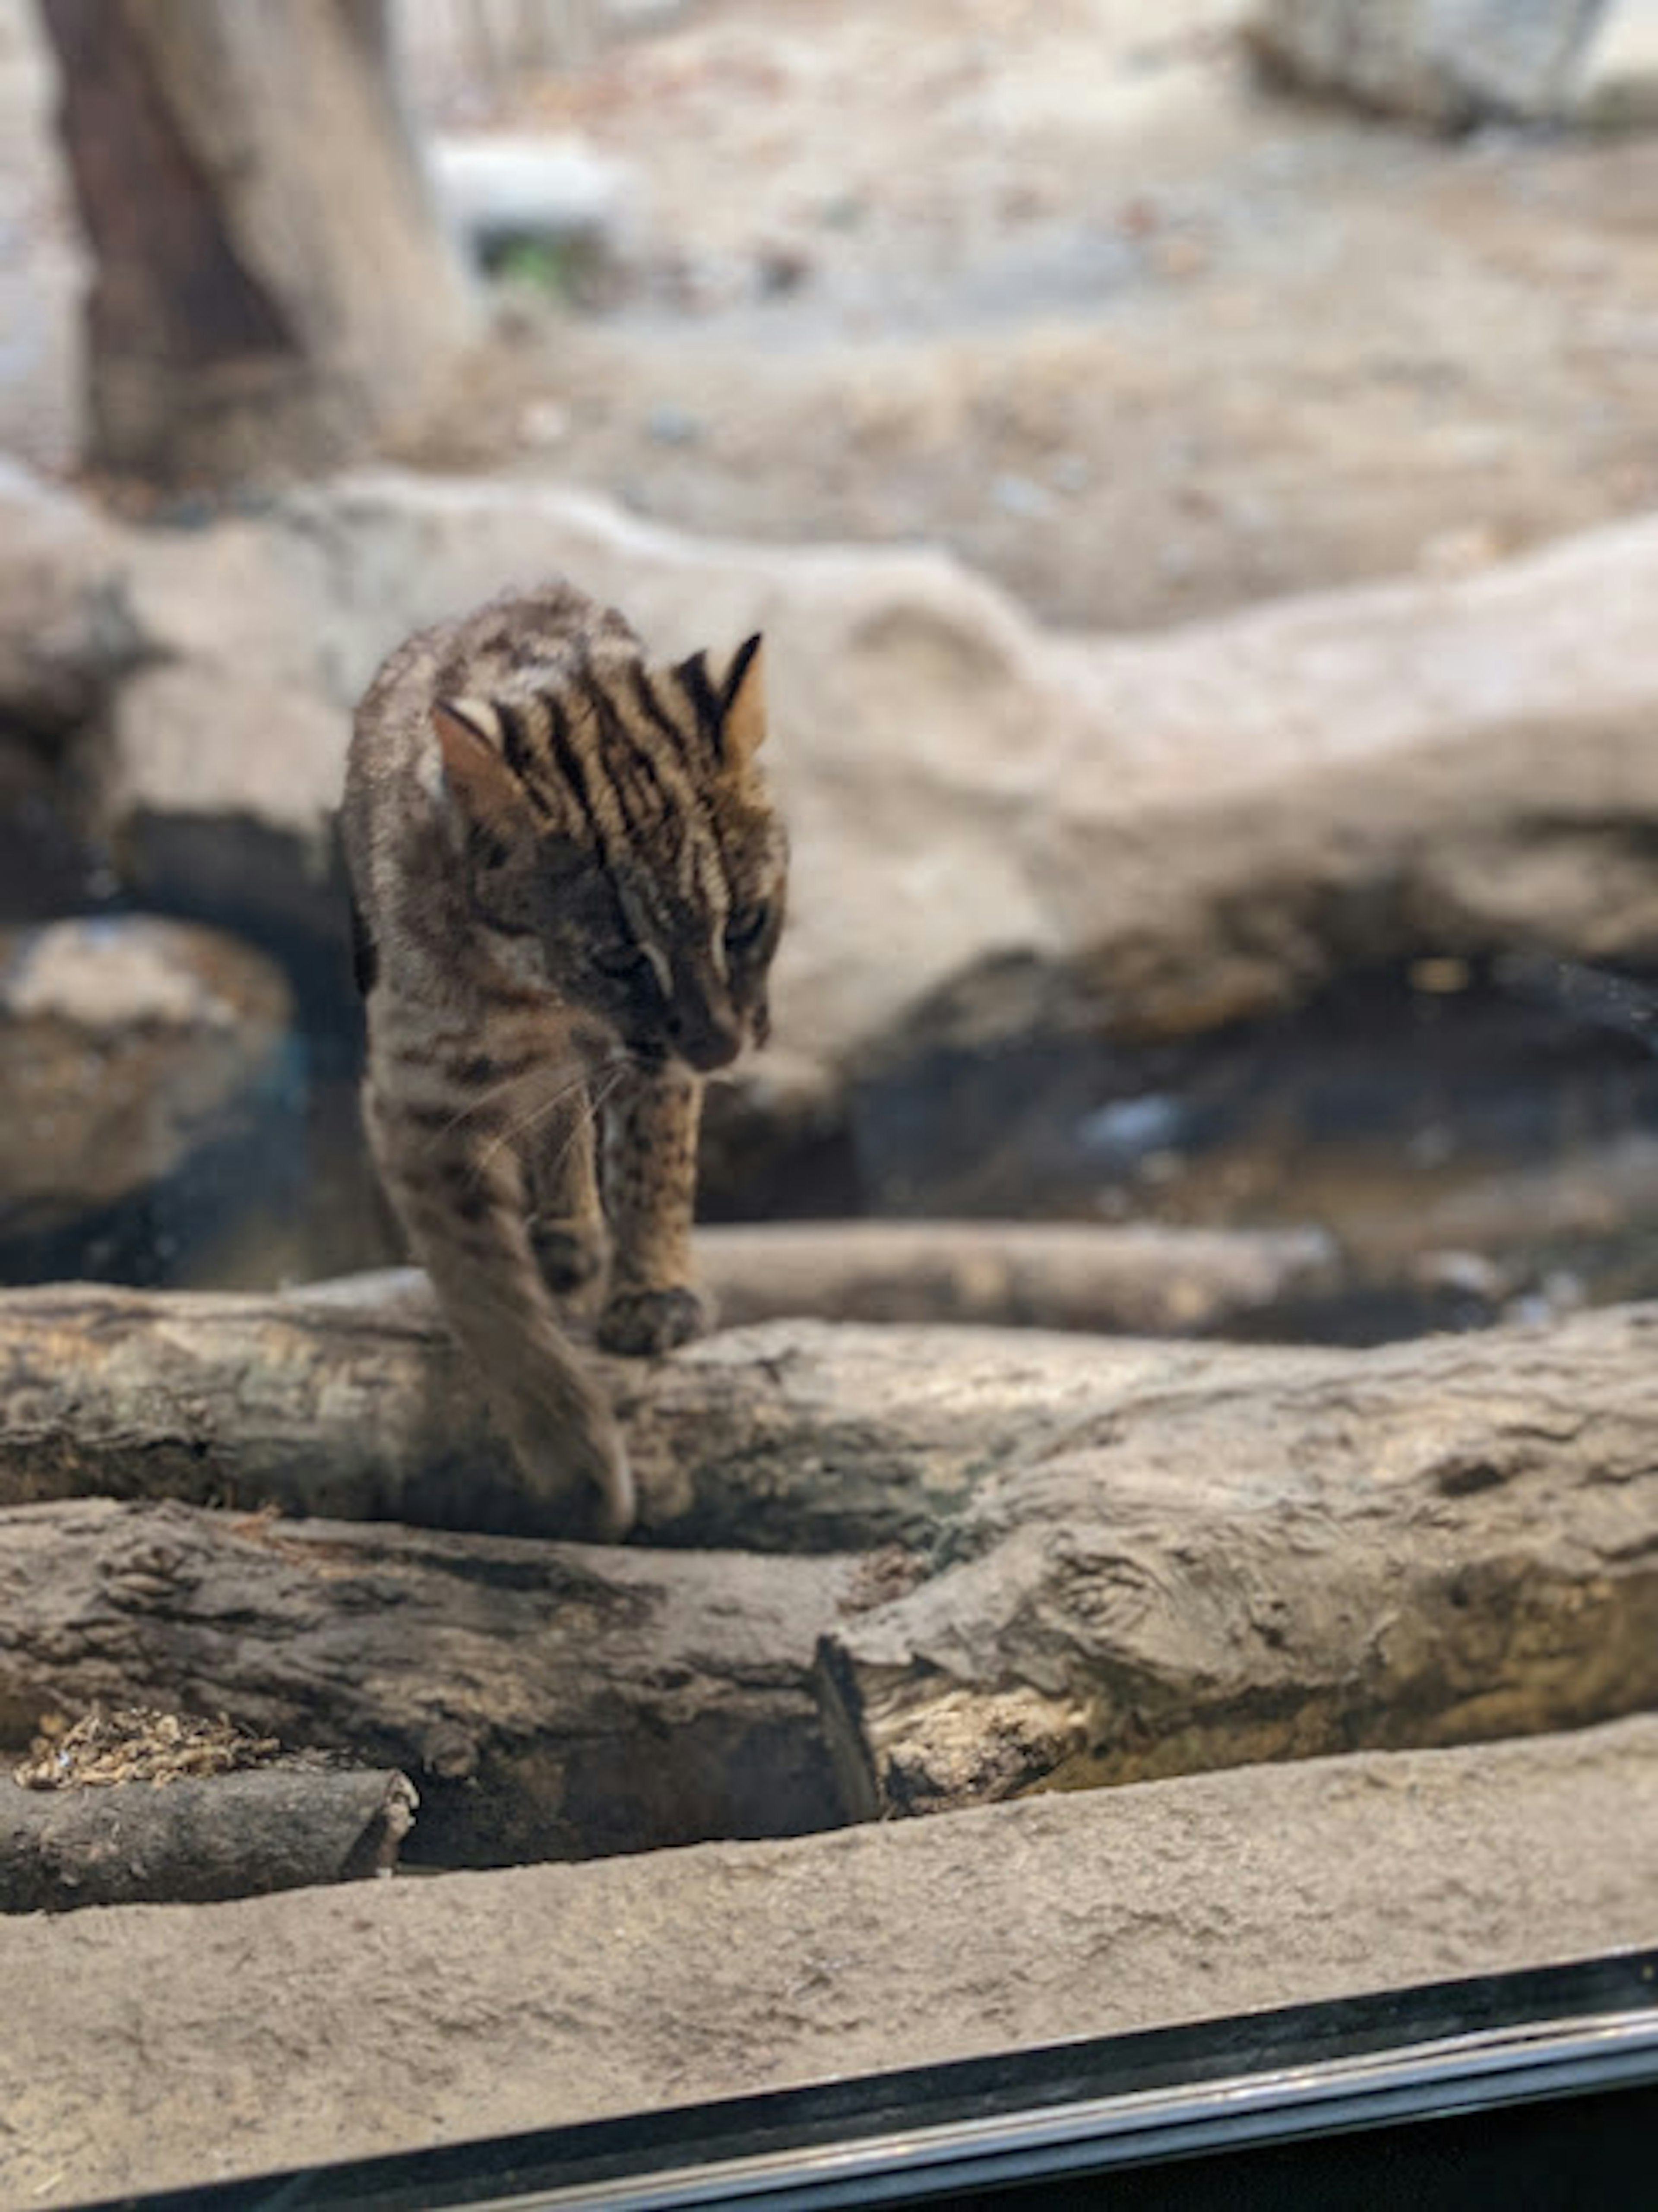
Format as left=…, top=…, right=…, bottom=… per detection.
left=8, top=1717, right=1658, bottom=2204
left=4, top=0, right=1658, bottom=635
left=400, top=0, right=1658, bottom=630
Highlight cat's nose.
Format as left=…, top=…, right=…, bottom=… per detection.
left=665, top=1005, right=744, bottom=1072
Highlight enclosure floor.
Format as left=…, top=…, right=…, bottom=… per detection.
left=6, top=1716, right=1657, bottom=2206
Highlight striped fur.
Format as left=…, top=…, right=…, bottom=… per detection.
left=341, top=582, right=787, bottom=1540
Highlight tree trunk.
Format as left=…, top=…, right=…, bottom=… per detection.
left=40, top=0, right=474, bottom=485
left=0, top=1765, right=415, bottom=1912
left=0, top=1498, right=862, bottom=1865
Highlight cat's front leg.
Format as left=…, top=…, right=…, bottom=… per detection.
left=598, top=1060, right=711, bottom=1356
left=366, top=1078, right=634, bottom=1540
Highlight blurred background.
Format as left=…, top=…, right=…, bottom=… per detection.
left=3, top=0, right=1658, bottom=1340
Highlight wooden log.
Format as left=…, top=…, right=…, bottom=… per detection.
left=0, top=1273, right=1215, bottom=1551
left=697, top=1220, right=1337, bottom=1335
left=3, top=1296, right=1657, bottom=1831
left=0, top=1765, right=415, bottom=1913
left=0, top=1278, right=1656, bottom=1570
left=0, top=1499, right=863, bottom=1865
left=815, top=1303, right=1658, bottom=1818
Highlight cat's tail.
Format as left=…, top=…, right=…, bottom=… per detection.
left=366, top=1088, right=635, bottom=1541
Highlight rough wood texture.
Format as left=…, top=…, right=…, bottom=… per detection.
left=0, top=1499, right=862, bottom=1865
left=0, top=1765, right=414, bottom=1913
left=2, top=1285, right=1655, bottom=1833
left=40, top=0, right=472, bottom=483
left=816, top=1303, right=1658, bottom=1816
left=7, top=1718, right=1658, bottom=2207
left=0, top=1267, right=1326, bottom=1551
left=2, top=1278, right=1656, bottom=1563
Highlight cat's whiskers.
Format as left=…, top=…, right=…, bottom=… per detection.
left=419, top=1051, right=588, bottom=1154
left=472, top=1059, right=605, bottom=1177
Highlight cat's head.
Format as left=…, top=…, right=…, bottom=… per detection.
left=431, top=632, right=787, bottom=1072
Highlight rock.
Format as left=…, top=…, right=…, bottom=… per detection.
left=0, top=916, right=301, bottom=1282
left=430, top=133, right=635, bottom=266
left=6, top=1716, right=1658, bottom=2202
left=90, top=470, right=1658, bottom=1072
left=1246, top=0, right=1608, bottom=128
left=13, top=460, right=1658, bottom=1279
left=0, top=459, right=141, bottom=740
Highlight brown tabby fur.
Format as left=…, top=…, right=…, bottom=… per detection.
left=342, top=582, right=787, bottom=1540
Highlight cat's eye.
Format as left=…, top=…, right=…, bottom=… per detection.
left=591, top=941, right=653, bottom=984
left=725, top=902, right=771, bottom=953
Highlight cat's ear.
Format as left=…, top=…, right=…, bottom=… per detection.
left=432, top=698, right=518, bottom=831
left=671, top=635, right=766, bottom=771
left=715, top=634, right=766, bottom=770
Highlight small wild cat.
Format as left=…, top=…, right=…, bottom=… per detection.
left=342, top=582, right=787, bottom=1541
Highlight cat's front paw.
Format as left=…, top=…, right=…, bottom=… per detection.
left=529, top=1213, right=608, bottom=1298
left=597, top=1284, right=711, bottom=1357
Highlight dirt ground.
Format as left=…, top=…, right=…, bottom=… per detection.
left=397, top=0, right=1658, bottom=631
left=4, top=0, right=1658, bottom=634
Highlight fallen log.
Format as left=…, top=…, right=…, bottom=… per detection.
left=0, top=1499, right=862, bottom=1864
left=0, top=1217, right=1335, bottom=1548
left=815, top=1303, right=1658, bottom=1817
left=0, top=1764, right=415, bottom=1913
left=696, top=1220, right=1337, bottom=1335
left=1, top=1278, right=1656, bottom=1573
left=0, top=1273, right=1214, bottom=1549
left=4, top=1305, right=1658, bottom=1839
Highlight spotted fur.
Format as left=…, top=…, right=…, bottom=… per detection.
left=341, top=582, right=787, bottom=1540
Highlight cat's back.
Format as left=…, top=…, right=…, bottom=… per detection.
left=358, top=582, right=633, bottom=738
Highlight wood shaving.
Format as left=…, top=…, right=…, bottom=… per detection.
left=14, top=1706, right=283, bottom=1791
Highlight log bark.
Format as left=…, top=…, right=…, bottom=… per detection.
left=40, top=0, right=474, bottom=484
left=816, top=1304, right=1658, bottom=1818
left=0, top=1216, right=1334, bottom=1548
left=2, top=1290, right=1657, bottom=1836
left=0, top=1499, right=863, bottom=1865
left=0, top=1256, right=1334, bottom=1551
left=0, top=1765, right=414, bottom=1913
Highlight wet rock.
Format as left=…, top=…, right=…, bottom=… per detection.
left=0, top=916, right=303, bottom=1283
left=1246, top=0, right=1607, bottom=129
left=851, top=956, right=1658, bottom=1337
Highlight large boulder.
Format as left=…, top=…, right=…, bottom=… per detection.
left=0, top=915, right=302, bottom=1283
left=93, top=469, right=1658, bottom=1078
